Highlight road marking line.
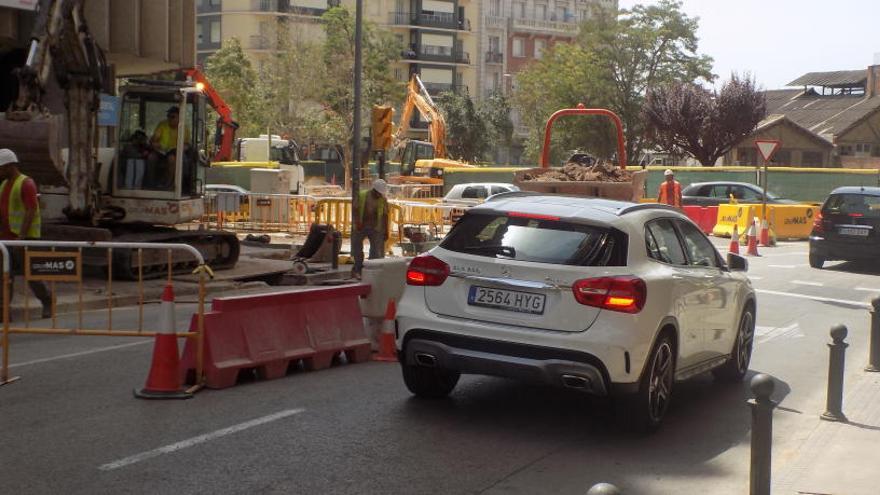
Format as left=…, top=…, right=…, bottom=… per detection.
left=856, top=287, right=880, bottom=293
left=791, top=280, right=824, bottom=287
left=755, top=289, right=871, bottom=309
left=10, top=340, right=152, bottom=368
left=767, top=264, right=801, bottom=269
left=749, top=276, right=764, bottom=280
left=756, top=323, right=804, bottom=345
left=99, top=408, right=306, bottom=471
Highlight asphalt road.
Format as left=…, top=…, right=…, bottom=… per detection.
left=1, top=240, right=877, bottom=494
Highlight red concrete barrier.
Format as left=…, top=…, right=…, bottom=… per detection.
left=181, top=284, right=372, bottom=389
left=682, top=205, right=719, bottom=235
left=701, top=206, right=719, bottom=235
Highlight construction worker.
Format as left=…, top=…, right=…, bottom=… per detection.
left=150, top=106, right=190, bottom=189
left=351, top=179, right=389, bottom=279
left=0, top=149, right=52, bottom=319
left=657, top=169, right=682, bottom=208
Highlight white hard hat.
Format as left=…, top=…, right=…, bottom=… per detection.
left=664, top=169, right=674, bottom=176
left=0, top=149, right=18, bottom=167
left=372, top=178, right=388, bottom=196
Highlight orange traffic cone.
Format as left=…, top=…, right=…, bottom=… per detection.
left=760, top=218, right=771, bottom=247
left=135, top=284, right=192, bottom=399
left=373, top=299, right=398, bottom=362
left=728, top=224, right=740, bottom=255
left=746, top=218, right=760, bottom=257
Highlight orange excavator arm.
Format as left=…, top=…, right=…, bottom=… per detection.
left=394, top=75, right=447, bottom=159
left=183, top=68, right=239, bottom=162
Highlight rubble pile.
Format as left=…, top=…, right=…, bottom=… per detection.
left=520, top=161, right=634, bottom=183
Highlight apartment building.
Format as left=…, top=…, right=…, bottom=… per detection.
left=196, top=0, right=341, bottom=67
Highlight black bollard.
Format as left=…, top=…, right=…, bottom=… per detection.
left=587, top=483, right=622, bottom=495
left=866, top=298, right=880, bottom=372
left=749, top=373, right=777, bottom=495
left=821, top=324, right=848, bottom=422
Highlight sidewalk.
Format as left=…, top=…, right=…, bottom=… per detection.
left=773, top=369, right=880, bottom=494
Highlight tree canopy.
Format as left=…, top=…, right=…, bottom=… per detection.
left=203, top=38, right=266, bottom=139
left=643, top=74, right=767, bottom=166
left=434, top=91, right=514, bottom=163
left=513, top=0, right=713, bottom=165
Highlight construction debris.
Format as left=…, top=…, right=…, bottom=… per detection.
left=519, top=161, right=635, bottom=183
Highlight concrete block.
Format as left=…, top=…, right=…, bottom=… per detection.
left=360, top=257, right=409, bottom=318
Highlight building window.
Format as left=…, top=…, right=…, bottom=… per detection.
left=839, top=145, right=853, bottom=156
left=197, top=23, right=204, bottom=44
left=489, top=35, right=500, bottom=53
left=210, top=21, right=221, bottom=43
left=536, top=3, right=547, bottom=20
left=512, top=38, right=524, bottom=57
left=534, top=39, right=546, bottom=59
left=490, top=0, right=501, bottom=16
left=514, top=2, right=525, bottom=18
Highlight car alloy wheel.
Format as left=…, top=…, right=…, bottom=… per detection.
left=736, top=310, right=755, bottom=374
left=648, top=340, right=674, bottom=423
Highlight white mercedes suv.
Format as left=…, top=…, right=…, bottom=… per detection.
left=395, top=193, right=756, bottom=431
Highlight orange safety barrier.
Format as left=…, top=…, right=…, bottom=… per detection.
left=180, top=284, right=372, bottom=389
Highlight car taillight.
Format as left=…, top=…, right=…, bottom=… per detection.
left=406, top=254, right=450, bottom=286
left=812, top=211, right=824, bottom=234
left=572, top=276, right=647, bottom=314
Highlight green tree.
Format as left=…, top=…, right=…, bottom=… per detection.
left=513, top=43, right=614, bottom=164
left=513, top=0, right=712, bottom=165
left=435, top=91, right=489, bottom=162
left=480, top=92, right=515, bottom=163
left=318, top=6, right=404, bottom=187
left=643, top=73, right=767, bottom=166
left=203, top=38, right=267, bottom=139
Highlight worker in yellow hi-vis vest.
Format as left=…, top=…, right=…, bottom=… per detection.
left=0, top=148, right=51, bottom=319
left=351, top=179, right=389, bottom=279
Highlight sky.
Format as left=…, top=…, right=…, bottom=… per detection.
left=617, top=0, right=880, bottom=90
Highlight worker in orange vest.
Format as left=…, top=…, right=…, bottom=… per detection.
left=657, top=169, right=682, bottom=208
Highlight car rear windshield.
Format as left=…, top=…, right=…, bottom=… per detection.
left=441, top=212, right=627, bottom=266
left=824, top=194, right=880, bottom=218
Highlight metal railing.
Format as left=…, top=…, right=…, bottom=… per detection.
left=0, top=241, right=211, bottom=391
left=510, top=17, right=579, bottom=34
left=485, top=51, right=504, bottom=63
left=202, top=192, right=319, bottom=234
left=388, top=11, right=470, bottom=31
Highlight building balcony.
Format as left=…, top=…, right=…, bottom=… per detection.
left=219, top=0, right=326, bottom=17
left=510, top=17, right=579, bottom=35
left=403, top=47, right=471, bottom=65
left=388, top=11, right=471, bottom=31
left=485, top=51, right=503, bottom=64
left=485, top=15, right=506, bottom=30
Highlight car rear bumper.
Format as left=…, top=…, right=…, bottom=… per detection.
left=403, top=330, right=613, bottom=395
left=396, top=288, right=648, bottom=393
left=810, top=236, right=880, bottom=260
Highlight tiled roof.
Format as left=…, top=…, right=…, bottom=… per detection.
left=787, top=70, right=867, bottom=88
left=759, top=89, right=880, bottom=140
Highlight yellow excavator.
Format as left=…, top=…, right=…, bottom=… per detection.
left=391, top=75, right=472, bottom=184
left=0, top=0, right=239, bottom=278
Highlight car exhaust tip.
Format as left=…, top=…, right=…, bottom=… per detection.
left=561, top=374, right=591, bottom=390
left=415, top=353, right=437, bottom=367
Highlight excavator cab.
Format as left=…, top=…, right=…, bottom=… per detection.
left=399, top=140, right=435, bottom=176
left=115, top=81, right=209, bottom=201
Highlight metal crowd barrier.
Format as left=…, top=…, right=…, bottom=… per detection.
left=386, top=183, right=445, bottom=201
left=202, top=192, right=318, bottom=234
left=0, top=241, right=210, bottom=392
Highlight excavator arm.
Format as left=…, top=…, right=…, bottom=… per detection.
left=2, top=0, right=106, bottom=222
left=182, top=68, right=239, bottom=162
left=393, top=75, right=447, bottom=159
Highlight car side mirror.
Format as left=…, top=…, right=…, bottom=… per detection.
left=727, top=253, right=748, bottom=272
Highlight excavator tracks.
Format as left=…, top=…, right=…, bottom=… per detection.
left=54, top=227, right=241, bottom=281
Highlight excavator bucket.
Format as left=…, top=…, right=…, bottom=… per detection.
left=0, top=114, right=67, bottom=187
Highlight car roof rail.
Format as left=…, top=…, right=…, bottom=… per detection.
left=617, top=203, right=680, bottom=215
left=484, top=190, right=542, bottom=202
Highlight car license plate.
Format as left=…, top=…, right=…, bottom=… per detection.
left=839, top=227, right=869, bottom=237
left=467, top=286, right=546, bottom=315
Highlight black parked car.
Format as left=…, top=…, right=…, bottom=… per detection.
left=809, top=186, right=880, bottom=269
left=681, top=181, right=799, bottom=206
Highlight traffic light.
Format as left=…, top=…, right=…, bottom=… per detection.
left=371, top=105, right=393, bottom=151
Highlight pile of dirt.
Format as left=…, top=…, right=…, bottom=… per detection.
left=520, top=162, right=634, bottom=183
